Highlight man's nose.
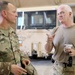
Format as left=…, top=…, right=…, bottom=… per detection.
left=15, top=13, right=18, bottom=17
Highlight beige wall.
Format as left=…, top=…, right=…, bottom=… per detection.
left=19, top=0, right=75, bottom=16
left=0, top=0, right=75, bottom=7
left=19, top=0, right=75, bottom=7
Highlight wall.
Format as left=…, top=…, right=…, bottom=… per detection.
left=19, top=0, right=75, bottom=7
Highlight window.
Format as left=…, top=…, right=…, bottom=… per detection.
left=17, top=10, right=57, bottom=29
left=17, top=12, right=23, bottom=29
left=44, top=10, right=56, bottom=29
left=28, top=12, right=44, bottom=29
left=30, top=14, right=43, bottom=26
left=24, top=13, right=28, bottom=29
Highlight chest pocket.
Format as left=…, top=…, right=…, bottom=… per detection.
left=0, top=32, right=12, bottom=62
left=9, top=31, right=19, bottom=50
left=9, top=31, right=20, bottom=63
left=0, top=34, right=10, bottom=50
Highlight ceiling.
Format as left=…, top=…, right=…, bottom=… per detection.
left=0, top=0, right=75, bottom=8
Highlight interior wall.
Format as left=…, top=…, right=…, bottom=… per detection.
left=0, top=0, right=75, bottom=7
left=19, top=0, right=75, bottom=7
left=18, top=0, right=75, bottom=16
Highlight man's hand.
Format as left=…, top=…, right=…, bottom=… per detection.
left=65, top=48, right=75, bottom=56
left=46, top=33, right=55, bottom=43
left=45, top=33, right=55, bottom=53
left=11, top=64, right=27, bottom=75
left=22, top=59, right=30, bottom=66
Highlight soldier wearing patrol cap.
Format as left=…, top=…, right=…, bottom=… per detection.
left=0, top=1, right=37, bottom=75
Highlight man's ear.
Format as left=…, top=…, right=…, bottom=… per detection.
left=1, top=10, right=7, bottom=17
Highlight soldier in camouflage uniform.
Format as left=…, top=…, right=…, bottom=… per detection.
left=45, top=4, right=75, bottom=75
left=0, top=1, right=38, bottom=75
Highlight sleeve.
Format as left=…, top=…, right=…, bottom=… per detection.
left=0, top=30, right=11, bottom=74
left=20, top=50, right=30, bottom=60
left=0, top=62, right=11, bottom=75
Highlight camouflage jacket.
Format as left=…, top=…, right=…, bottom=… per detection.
left=0, top=27, right=29, bottom=75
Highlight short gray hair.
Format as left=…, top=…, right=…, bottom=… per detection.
left=58, top=4, right=72, bottom=13
left=0, top=1, right=9, bottom=12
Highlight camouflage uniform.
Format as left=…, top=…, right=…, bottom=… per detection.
left=52, top=61, right=75, bottom=75
left=0, top=27, right=37, bottom=75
